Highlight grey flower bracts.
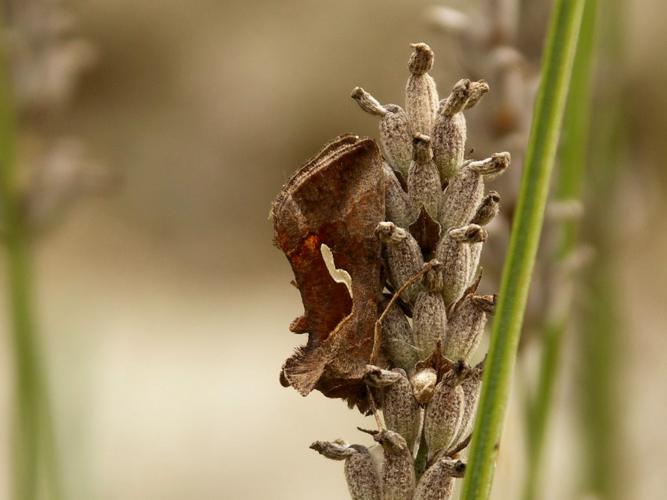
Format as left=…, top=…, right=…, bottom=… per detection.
left=312, top=43, right=509, bottom=500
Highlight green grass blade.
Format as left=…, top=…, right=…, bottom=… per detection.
left=521, top=1, right=598, bottom=499
left=459, top=1, right=586, bottom=499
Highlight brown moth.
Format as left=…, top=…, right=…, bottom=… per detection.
left=271, top=134, right=385, bottom=409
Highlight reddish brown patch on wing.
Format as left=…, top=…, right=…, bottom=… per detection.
left=272, top=135, right=385, bottom=409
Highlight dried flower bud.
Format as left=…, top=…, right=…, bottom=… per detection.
left=443, top=294, right=496, bottom=362
left=383, top=369, right=422, bottom=452
left=453, top=361, right=484, bottom=447
left=440, top=78, right=472, bottom=116
left=311, top=439, right=355, bottom=460
left=467, top=241, right=483, bottom=285
left=470, top=191, right=501, bottom=226
left=431, top=79, right=491, bottom=182
left=466, top=189, right=501, bottom=283
left=373, top=430, right=416, bottom=500
left=411, top=367, right=438, bottom=404
left=467, top=189, right=501, bottom=282
left=424, top=376, right=465, bottom=459
left=311, top=441, right=382, bottom=500
left=383, top=163, right=413, bottom=228
left=440, top=153, right=510, bottom=230
left=407, top=42, right=435, bottom=75
left=468, top=152, right=511, bottom=177
left=432, top=79, right=470, bottom=182
left=413, top=262, right=447, bottom=359
left=463, top=80, right=490, bottom=110
left=350, top=86, right=388, bottom=116
left=406, top=43, right=439, bottom=135
left=376, top=222, right=424, bottom=304
left=351, top=87, right=413, bottom=179
left=380, top=299, right=419, bottom=373
left=381, top=105, right=414, bottom=180
left=414, top=458, right=466, bottom=500
left=408, top=134, right=442, bottom=221
left=435, top=225, right=487, bottom=306
left=364, top=364, right=404, bottom=387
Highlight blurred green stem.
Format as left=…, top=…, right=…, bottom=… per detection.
left=522, top=2, right=598, bottom=500
left=0, top=44, right=39, bottom=500
left=5, top=214, right=41, bottom=500
left=578, top=0, right=624, bottom=496
left=459, top=1, right=585, bottom=499
left=0, top=15, right=61, bottom=500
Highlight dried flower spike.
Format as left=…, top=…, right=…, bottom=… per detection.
left=276, top=42, right=514, bottom=500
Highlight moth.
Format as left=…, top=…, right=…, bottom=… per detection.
left=271, top=134, right=386, bottom=410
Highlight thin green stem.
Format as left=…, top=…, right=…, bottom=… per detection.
left=459, top=1, right=585, bottom=499
left=6, top=224, right=41, bottom=500
left=0, top=14, right=62, bottom=500
left=577, top=0, right=624, bottom=496
left=522, top=2, right=598, bottom=499
left=0, top=27, right=40, bottom=500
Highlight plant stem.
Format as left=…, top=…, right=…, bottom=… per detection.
left=0, top=15, right=62, bottom=500
left=521, top=2, right=598, bottom=499
left=577, top=0, right=624, bottom=496
left=459, top=1, right=585, bottom=499
left=6, top=218, right=41, bottom=500
left=553, top=0, right=597, bottom=260
left=0, top=32, right=39, bottom=500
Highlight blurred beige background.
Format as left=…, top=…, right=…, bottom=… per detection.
left=0, top=0, right=666, bottom=499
